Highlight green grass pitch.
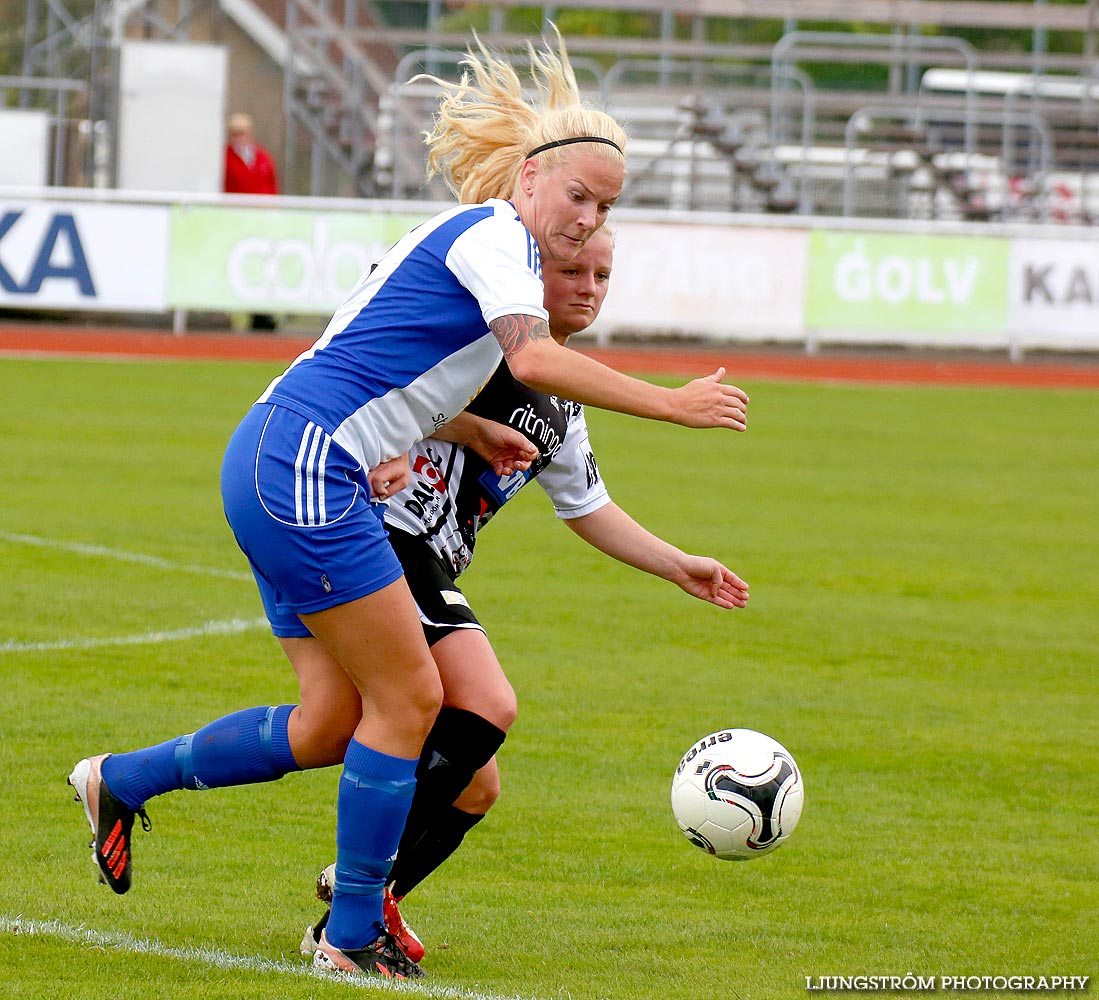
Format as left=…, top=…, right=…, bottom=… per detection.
left=1, top=354, right=1096, bottom=1000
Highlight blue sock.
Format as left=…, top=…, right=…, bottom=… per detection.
left=101, top=705, right=300, bottom=810
left=324, top=739, right=418, bottom=950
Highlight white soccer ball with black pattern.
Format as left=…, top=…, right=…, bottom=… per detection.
left=670, top=728, right=804, bottom=861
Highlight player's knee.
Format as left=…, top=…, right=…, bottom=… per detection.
left=499, top=696, right=518, bottom=732
left=406, top=670, right=445, bottom=741
left=309, top=728, right=355, bottom=766
left=291, top=703, right=359, bottom=767
left=457, top=766, right=501, bottom=815
left=479, top=679, right=518, bottom=732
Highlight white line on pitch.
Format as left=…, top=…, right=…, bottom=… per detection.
left=0, top=531, right=253, bottom=581
left=0, top=531, right=262, bottom=653
left=0, top=617, right=270, bottom=653
left=1, top=916, right=545, bottom=1000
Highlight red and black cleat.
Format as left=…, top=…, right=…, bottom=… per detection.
left=312, top=929, right=425, bottom=979
left=68, top=754, right=151, bottom=894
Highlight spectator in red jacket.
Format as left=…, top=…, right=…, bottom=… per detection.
left=224, top=112, right=278, bottom=195
left=224, top=112, right=279, bottom=331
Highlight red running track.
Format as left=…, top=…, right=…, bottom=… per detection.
left=1, top=323, right=1097, bottom=390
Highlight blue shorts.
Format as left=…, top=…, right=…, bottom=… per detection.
left=221, top=403, right=404, bottom=638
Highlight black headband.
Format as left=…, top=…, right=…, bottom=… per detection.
left=526, top=136, right=623, bottom=158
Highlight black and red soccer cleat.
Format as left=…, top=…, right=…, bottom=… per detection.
left=68, top=754, right=151, bottom=894
left=383, top=883, right=425, bottom=963
left=312, top=928, right=425, bottom=979
left=301, top=868, right=425, bottom=965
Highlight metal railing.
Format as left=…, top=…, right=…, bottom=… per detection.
left=12, top=0, right=1099, bottom=223
left=842, top=105, right=1054, bottom=221
left=772, top=31, right=980, bottom=156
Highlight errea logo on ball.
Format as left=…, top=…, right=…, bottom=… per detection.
left=671, top=728, right=804, bottom=861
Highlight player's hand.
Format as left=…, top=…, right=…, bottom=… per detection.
left=675, top=556, right=749, bottom=609
left=432, top=413, right=539, bottom=476
left=672, top=368, right=749, bottom=431
left=471, top=419, right=539, bottom=477
left=368, top=453, right=410, bottom=500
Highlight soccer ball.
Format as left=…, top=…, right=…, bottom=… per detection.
left=670, top=728, right=804, bottom=861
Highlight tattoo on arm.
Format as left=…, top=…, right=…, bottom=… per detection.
left=490, top=313, right=552, bottom=359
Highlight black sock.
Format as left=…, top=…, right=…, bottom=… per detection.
left=389, top=805, right=485, bottom=898
left=388, top=707, right=506, bottom=891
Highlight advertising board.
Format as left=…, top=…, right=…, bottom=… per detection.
left=597, top=222, right=807, bottom=341
left=805, top=230, right=1010, bottom=345
left=1008, top=237, right=1099, bottom=350
left=0, top=200, right=169, bottom=311
left=168, top=205, right=429, bottom=313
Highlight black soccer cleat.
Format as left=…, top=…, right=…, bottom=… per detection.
left=302, top=864, right=425, bottom=963
left=68, top=754, right=151, bottom=894
left=312, top=928, right=426, bottom=979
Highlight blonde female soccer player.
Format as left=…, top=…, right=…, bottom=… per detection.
left=69, top=32, right=749, bottom=981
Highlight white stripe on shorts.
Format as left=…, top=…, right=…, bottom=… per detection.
left=304, top=424, right=322, bottom=525
left=293, top=422, right=331, bottom=526
left=316, top=434, right=331, bottom=523
left=293, top=423, right=311, bottom=525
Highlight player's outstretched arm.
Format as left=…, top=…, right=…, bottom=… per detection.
left=564, top=503, right=749, bottom=610
left=490, top=314, right=749, bottom=431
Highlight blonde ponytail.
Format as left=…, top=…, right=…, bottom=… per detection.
left=418, top=28, right=627, bottom=204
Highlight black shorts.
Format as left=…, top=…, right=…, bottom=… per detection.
left=386, top=527, right=484, bottom=647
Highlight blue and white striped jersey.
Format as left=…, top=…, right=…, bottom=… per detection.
left=257, top=199, right=548, bottom=472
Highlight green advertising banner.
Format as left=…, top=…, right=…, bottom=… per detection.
left=168, top=205, right=430, bottom=312
left=806, top=230, right=1010, bottom=336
